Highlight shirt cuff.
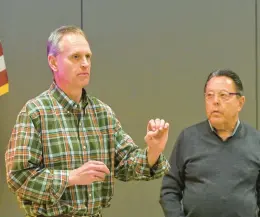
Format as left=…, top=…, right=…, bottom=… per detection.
left=138, top=149, right=170, bottom=179
left=47, top=170, right=70, bottom=204
left=149, top=152, right=170, bottom=178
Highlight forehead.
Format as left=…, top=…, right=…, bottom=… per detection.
left=206, top=76, right=236, bottom=91
left=59, top=33, right=91, bottom=54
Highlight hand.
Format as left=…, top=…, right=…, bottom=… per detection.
left=68, top=160, right=110, bottom=186
left=145, top=118, right=169, bottom=152
left=144, top=119, right=169, bottom=167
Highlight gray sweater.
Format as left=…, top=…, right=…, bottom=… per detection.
left=160, top=120, right=260, bottom=217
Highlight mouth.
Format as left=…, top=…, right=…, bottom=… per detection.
left=211, top=111, right=222, bottom=115
left=78, top=73, right=89, bottom=76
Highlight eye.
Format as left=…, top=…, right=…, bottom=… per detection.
left=220, top=92, right=229, bottom=98
left=73, top=54, right=80, bottom=59
left=206, top=93, right=214, bottom=98
left=85, top=54, right=91, bottom=59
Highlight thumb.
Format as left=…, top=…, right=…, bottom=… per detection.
left=146, top=130, right=159, bottom=139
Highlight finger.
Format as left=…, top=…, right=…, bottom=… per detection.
left=147, top=119, right=156, bottom=131
left=146, top=130, right=159, bottom=139
left=93, top=176, right=105, bottom=182
left=91, top=164, right=110, bottom=174
left=159, top=119, right=165, bottom=130
left=93, top=171, right=107, bottom=180
left=87, top=160, right=106, bottom=165
left=147, top=126, right=169, bottom=138
left=155, top=118, right=161, bottom=130
left=164, top=122, right=170, bottom=130
left=78, top=161, right=106, bottom=173
left=91, top=175, right=104, bottom=183
left=81, top=161, right=110, bottom=174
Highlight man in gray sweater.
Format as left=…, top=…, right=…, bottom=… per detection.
left=160, top=69, right=260, bottom=217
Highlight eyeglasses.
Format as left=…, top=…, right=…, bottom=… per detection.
left=205, top=90, right=241, bottom=102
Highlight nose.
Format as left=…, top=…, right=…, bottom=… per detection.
left=81, top=56, right=90, bottom=68
left=212, top=94, right=220, bottom=104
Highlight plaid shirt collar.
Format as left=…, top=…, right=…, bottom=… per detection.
left=48, top=81, right=88, bottom=112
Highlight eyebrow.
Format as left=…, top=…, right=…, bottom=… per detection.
left=70, top=51, right=92, bottom=56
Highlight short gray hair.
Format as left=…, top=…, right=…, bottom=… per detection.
left=47, top=25, right=87, bottom=56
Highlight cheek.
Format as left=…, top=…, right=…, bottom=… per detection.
left=62, top=63, right=74, bottom=75
left=205, top=103, right=211, bottom=116
left=205, top=101, right=211, bottom=110
left=222, top=103, right=239, bottom=115
left=56, top=65, right=66, bottom=76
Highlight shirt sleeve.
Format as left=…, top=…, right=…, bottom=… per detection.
left=113, top=118, right=170, bottom=181
left=5, top=104, right=70, bottom=205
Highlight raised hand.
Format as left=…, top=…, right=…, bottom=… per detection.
left=144, top=118, right=169, bottom=167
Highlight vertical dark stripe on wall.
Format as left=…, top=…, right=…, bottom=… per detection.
left=255, top=0, right=258, bottom=129
left=81, top=0, right=83, bottom=29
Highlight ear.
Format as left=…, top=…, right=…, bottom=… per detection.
left=238, top=96, right=245, bottom=112
left=48, top=55, right=58, bottom=72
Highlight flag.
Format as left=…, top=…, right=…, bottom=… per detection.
left=0, top=41, right=8, bottom=96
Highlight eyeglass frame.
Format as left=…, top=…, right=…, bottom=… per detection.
left=204, top=90, right=242, bottom=102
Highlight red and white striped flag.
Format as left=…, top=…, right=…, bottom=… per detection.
left=0, top=41, right=8, bottom=96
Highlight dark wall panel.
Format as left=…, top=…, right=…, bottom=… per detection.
left=83, top=1, right=256, bottom=217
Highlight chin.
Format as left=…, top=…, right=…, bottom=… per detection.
left=79, top=81, right=90, bottom=88
left=209, top=118, right=224, bottom=127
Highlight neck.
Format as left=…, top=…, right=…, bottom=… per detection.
left=55, top=80, right=82, bottom=103
left=216, top=130, right=232, bottom=141
left=210, top=118, right=239, bottom=141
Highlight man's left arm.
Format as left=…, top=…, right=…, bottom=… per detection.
left=114, top=118, right=170, bottom=181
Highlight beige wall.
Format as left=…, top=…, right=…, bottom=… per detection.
left=0, top=0, right=257, bottom=216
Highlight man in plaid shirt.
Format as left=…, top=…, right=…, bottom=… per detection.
left=5, top=26, right=170, bottom=217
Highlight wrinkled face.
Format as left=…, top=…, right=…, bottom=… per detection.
left=205, top=76, right=245, bottom=129
left=48, top=33, right=92, bottom=89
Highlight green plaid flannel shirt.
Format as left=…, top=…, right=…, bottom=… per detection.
left=5, top=82, right=170, bottom=216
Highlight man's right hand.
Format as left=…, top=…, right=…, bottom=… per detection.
left=68, top=160, right=110, bottom=186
